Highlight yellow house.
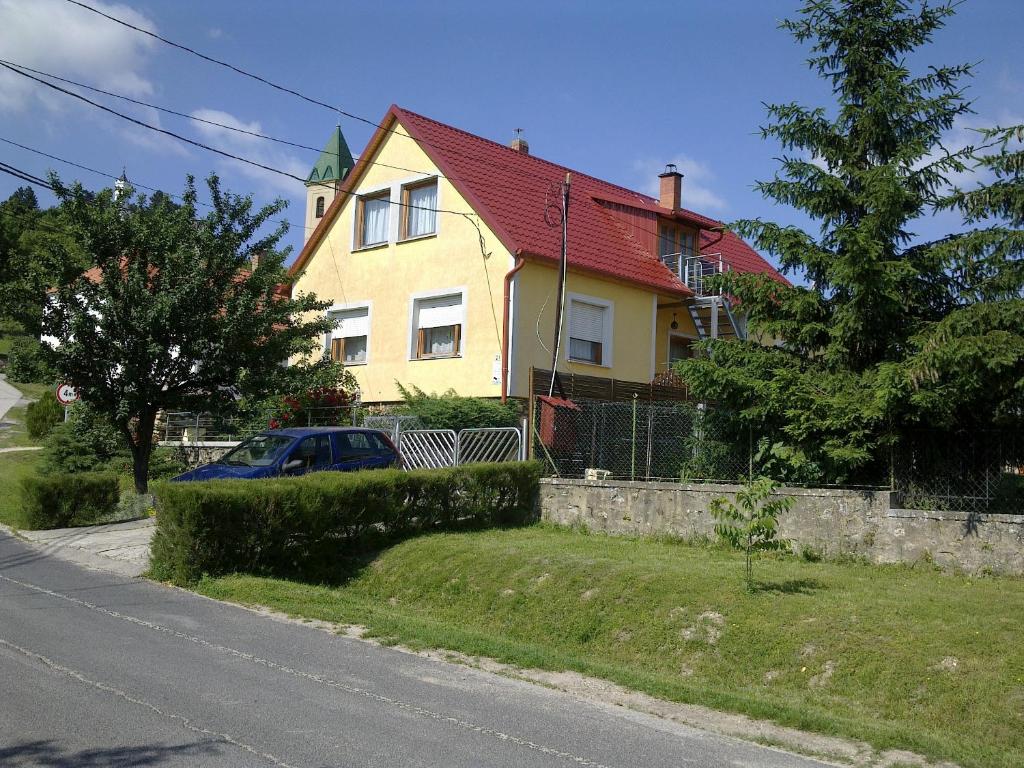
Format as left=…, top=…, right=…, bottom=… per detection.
left=289, top=106, right=786, bottom=404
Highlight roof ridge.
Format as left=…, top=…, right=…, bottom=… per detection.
left=393, top=105, right=668, bottom=208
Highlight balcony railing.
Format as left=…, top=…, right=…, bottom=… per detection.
left=659, top=251, right=727, bottom=295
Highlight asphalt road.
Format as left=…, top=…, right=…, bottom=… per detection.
left=0, top=530, right=832, bottom=768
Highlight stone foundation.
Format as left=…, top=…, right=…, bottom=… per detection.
left=540, top=478, right=1024, bottom=576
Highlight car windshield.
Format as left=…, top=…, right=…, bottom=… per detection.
left=218, top=434, right=295, bottom=467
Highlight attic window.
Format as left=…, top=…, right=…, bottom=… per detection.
left=400, top=179, right=438, bottom=240
left=356, top=191, right=390, bottom=248
left=315, top=196, right=325, bottom=218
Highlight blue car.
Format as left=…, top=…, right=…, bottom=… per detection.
left=172, top=427, right=401, bottom=482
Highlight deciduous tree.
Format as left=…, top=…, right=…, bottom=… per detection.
left=43, top=174, right=333, bottom=493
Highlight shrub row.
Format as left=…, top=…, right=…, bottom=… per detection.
left=18, top=472, right=120, bottom=530
left=149, top=462, right=542, bottom=585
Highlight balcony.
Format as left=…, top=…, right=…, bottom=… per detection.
left=659, top=252, right=727, bottom=296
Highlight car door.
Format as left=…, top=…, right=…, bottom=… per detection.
left=332, top=431, right=393, bottom=471
left=281, top=434, right=333, bottom=476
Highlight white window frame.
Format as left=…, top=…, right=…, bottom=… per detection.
left=566, top=292, right=613, bottom=368
left=326, top=301, right=372, bottom=365
left=407, top=286, right=467, bottom=361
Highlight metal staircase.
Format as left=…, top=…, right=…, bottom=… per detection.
left=687, top=296, right=746, bottom=341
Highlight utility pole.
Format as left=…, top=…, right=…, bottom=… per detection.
left=548, top=172, right=571, bottom=397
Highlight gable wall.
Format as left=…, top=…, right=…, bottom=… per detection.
left=291, top=123, right=513, bottom=403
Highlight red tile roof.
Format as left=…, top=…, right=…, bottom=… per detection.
left=292, top=105, right=788, bottom=293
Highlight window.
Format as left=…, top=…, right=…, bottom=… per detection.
left=357, top=191, right=389, bottom=247
left=328, top=306, right=369, bottom=365
left=336, top=431, right=375, bottom=460
left=315, top=195, right=325, bottom=218
left=288, top=435, right=333, bottom=472
left=668, top=335, right=694, bottom=363
left=657, top=223, right=696, bottom=259
left=413, top=293, right=463, bottom=359
left=401, top=179, right=437, bottom=239
left=568, top=299, right=607, bottom=365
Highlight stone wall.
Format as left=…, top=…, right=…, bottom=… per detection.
left=158, top=440, right=238, bottom=467
left=540, top=478, right=1024, bottom=576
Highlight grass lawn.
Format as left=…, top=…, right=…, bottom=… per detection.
left=197, top=526, right=1024, bottom=768
left=0, top=450, right=43, bottom=527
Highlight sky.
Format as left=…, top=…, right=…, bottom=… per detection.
left=1, top=0, right=1022, bottom=269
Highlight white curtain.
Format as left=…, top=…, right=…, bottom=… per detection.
left=407, top=183, right=437, bottom=238
left=426, top=326, right=454, bottom=355
left=362, top=196, right=389, bottom=245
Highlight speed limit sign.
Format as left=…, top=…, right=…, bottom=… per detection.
left=55, top=383, right=80, bottom=406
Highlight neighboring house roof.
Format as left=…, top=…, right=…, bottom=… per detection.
left=292, top=106, right=788, bottom=293
left=307, top=125, right=355, bottom=185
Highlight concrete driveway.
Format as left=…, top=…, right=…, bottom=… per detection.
left=5, top=518, right=154, bottom=578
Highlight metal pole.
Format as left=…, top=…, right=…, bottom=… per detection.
left=548, top=173, right=572, bottom=397
left=631, top=393, right=638, bottom=481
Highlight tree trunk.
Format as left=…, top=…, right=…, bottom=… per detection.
left=129, top=409, right=158, bottom=495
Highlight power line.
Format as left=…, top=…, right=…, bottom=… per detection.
left=65, top=0, right=344, bottom=115
left=0, top=62, right=305, bottom=184
left=0, top=161, right=52, bottom=190
left=59, top=0, right=593, bottom=193
left=0, top=58, right=322, bottom=155
left=62, top=0, right=735, bottom=252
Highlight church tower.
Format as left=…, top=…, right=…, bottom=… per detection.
left=304, top=125, right=355, bottom=243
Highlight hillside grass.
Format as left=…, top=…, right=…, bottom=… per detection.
left=196, top=525, right=1024, bottom=768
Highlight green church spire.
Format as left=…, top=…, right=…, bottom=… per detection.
left=306, top=125, right=355, bottom=185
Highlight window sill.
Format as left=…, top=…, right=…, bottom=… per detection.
left=352, top=242, right=389, bottom=253
left=411, top=354, right=462, bottom=361
left=568, top=358, right=611, bottom=369
left=342, top=361, right=367, bottom=366
left=397, top=232, right=437, bottom=245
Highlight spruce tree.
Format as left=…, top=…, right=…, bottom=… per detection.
left=678, top=0, right=1023, bottom=482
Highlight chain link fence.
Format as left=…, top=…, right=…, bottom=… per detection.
left=531, top=396, right=1023, bottom=515
left=532, top=397, right=750, bottom=482
left=892, top=429, right=1024, bottom=514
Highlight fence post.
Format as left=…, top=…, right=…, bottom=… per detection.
left=631, top=393, right=638, bottom=481
left=645, top=402, right=654, bottom=480
left=748, top=425, right=753, bottom=481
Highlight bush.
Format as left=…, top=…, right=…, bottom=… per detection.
left=149, top=461, right=542, bottom=585
left=397, top=383, right=520, bottom=431
left=5, top=336, right=53, bottom=383
left=18, top=472, right=120, bottom=529
left=42, top=404, right=130, bottom=474
left=25, top=390, right=64, bottom=439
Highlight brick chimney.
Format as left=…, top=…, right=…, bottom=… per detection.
left=510, top=128, right=529, bottom=155
left=658, top=164, right=683, bottom=210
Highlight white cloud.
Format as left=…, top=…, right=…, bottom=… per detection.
left=189, top=108, right=308, bottom=198
left=632, top=156, right=727, bottom=213
left=0, top=0, right=158, bottom=112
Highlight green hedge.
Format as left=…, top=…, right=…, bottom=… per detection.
left=149, top=462, right=542, bottom=585
left=18, top=472, right=120, bottom=529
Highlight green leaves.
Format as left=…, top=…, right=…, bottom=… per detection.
left=711, top=476, right=794, bottom=590
left=677, top=1, right=1024, bottom=483
left=41, top=173, right=335, bottom=492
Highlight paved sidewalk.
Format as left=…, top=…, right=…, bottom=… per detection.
left=0, top=375, right=23, bottom=424
left=5, top=518, right=155, bottom=577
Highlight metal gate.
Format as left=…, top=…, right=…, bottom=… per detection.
left=397, top=427, right=524, bottom=470
left=398, top=429, right=458, bottom=469
left=456, top=427, right=522, bottom=464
